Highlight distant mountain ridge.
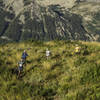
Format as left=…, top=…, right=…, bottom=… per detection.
left=0, top=0, right=100, bottom=42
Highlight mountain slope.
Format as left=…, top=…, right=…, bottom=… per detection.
left=4, top=5, right=91, bottom=41
left=0, top=0, right=100, bottom=42
left=71, top=2, right=100, bottom=41
left=37, top=0, right=75, bottom=8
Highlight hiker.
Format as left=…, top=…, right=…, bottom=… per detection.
left=17, top=59, right=24, bottom=77
left=21, top=50, right=28, bottom=64
left=46, top=48, right=50, bottom=60
left=75, top=44, right=81, bottom=54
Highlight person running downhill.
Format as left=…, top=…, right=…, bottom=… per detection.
left=75, top=44, right=81, bottom=54
left=46, top=48, right=50, bottom=60
left=21, top=50, right=28, bottom=63
left=18, top=59, right=24, bottom=77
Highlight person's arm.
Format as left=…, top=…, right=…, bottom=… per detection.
left=25, top=52, right=28, bottom=56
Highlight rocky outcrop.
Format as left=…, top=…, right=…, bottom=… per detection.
left=0, top=0, right=99, bottom=42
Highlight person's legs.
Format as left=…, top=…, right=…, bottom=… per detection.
left=23, top=58, right=26, bottom=66
left=47, top=55, right=49, bottom=60
left=18, top=67, right=22, bottom=78
left=18, top=70, right=21, bottom=78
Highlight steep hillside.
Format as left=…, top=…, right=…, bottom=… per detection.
left=0, top=0, right=99, bottom=42
left=4, top=5, right=90, bottom=41
left=37, top=0, right=75, bottom=8
left=0, top=40, right=100, bottom=100
left=71, top=2, right=100, bottom=41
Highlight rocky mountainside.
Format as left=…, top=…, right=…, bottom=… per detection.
left=71, top=2, right=100, bottom=41
left=0, top=0, right=100, bottom=42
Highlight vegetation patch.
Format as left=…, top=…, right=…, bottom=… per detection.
left=0, top=40, right=100, bottom=100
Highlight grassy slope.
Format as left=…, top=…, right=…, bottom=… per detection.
left=0, top=40, right=100, bottom=100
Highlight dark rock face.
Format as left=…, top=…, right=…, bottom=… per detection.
left=0, top=9, right=13, bottom=36
left=0, top=1, right=95, bottom=42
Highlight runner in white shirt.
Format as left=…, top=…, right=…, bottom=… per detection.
left=46, top=48, right=50, bottom=60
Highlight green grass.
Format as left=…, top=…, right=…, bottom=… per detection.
left=0, top=40, right=100, bottom=100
